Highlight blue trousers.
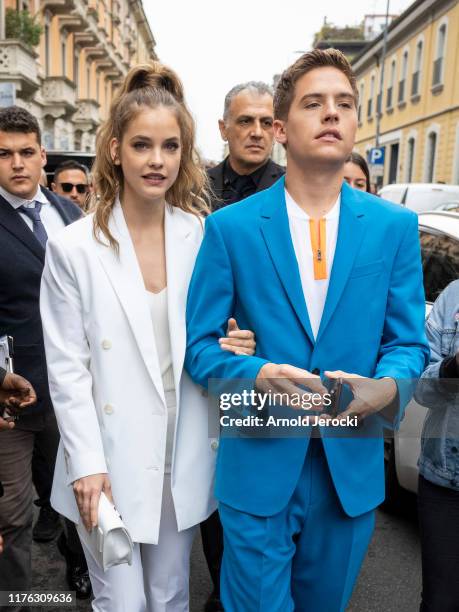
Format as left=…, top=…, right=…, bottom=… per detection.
left=219, top=438, right=375, bottom=612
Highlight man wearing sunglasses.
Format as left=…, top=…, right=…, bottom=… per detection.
left=51, top=160, right=90, bottom=210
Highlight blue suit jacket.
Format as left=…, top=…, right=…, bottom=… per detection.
left=185, top=178, right=429, bottom=517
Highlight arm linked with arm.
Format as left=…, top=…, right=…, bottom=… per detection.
left=185, top=214, right=268, bottom=391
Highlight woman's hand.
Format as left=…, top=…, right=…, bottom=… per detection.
left=73, top=473, right=113, bottom=531
left=219, top=318, right=256, bottom=356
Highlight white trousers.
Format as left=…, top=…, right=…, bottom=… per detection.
left=80, top=475, right=197, bottom=612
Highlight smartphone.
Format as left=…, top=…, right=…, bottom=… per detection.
left=328, top=377, right=343, bottom=418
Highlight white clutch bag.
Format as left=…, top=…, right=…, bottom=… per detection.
left=76, top=492, right=134, bottom=571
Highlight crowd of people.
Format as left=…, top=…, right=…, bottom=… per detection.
left=0, top=47, right=457, bottom=612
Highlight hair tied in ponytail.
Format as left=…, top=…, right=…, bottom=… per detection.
left=125, top=62, right=184, bottom=104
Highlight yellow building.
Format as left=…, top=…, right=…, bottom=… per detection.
left=352, top=0, right=459, bottom=186
left=0, top=0, right=156, bottom=151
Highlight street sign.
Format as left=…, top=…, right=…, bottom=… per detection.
left=370, top=164, right=385, bottom=177
left=369, top=147, right=385, bottom=165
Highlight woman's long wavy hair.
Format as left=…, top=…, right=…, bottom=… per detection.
left=91, top=61, right=210, bottom=251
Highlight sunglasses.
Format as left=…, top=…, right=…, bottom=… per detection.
left=58, top=182, right=89, bottom=194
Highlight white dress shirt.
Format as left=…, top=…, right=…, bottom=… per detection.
left=285, top=189, right=341, bottom=339
left=0, top=185, right=66, bottom=238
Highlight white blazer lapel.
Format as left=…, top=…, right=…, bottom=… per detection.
left=164, top=206, right=195, bottom=408
left=94, top=199, right=166, bottom=406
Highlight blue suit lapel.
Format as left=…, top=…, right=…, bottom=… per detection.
left=316, top=182, right=366, bottom=343
left=260, top=177, right=315, bottom=346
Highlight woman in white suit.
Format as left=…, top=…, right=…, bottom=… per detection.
left=39, top=62, right=255, bottom=612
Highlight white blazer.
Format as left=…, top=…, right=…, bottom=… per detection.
left=40, top=200, right=217, bottom=544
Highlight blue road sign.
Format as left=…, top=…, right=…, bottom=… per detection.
left=369, top=147, right=385, bottom=165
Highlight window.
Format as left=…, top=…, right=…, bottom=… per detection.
left=399, top=51, right=408, bottom=103
left=420, top=230, right=459, bottom=302
left=86, top=62, right=91, bottom=97
left=386, top=60, right=396, bottom=109
left=43, top=116, right=54, bottom=150
left=367, top=75, right=375, bottom=118
left=453, top=124, right=459, bottom=184
left=432, top=23, right=446, bottom=87
left=406, top=137, right=415, bottom=182
left=96, top=71, right=100, bottom=102
left=61, top=31, right=68, bottom=77
left=425, top=132, right=437, bottom=182
left=358, top=83, right=364, bottom=123
left=44, top=14, right=51, bottom=76
left=412, top=41, right=423, bottom=96
left=74, top=130, right=82, bottom=151
left=74, top=50, right=79, bottom=96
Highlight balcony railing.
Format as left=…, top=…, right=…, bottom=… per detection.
left=432, top=57, right=443, bottom=87
left=386, top=86, right=393, bottom=109
left=398, top=79, right=405, bottom=103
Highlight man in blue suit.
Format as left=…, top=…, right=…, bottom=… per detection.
left=186, top=49, right=429, bottom=611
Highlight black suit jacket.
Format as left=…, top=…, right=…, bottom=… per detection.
left=207, top=157, right=285, bottom=211
left=0, top=187, right=82, bottom=428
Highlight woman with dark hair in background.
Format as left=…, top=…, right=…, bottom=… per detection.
left=344, top=151, right=372, bottom=193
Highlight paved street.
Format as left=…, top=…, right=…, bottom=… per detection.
left=31, top=501, right=421, bottom=612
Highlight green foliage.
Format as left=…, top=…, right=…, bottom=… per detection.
left=5, top=8, right=43, bottom=48
left=313, top=23, right=364, bottom=46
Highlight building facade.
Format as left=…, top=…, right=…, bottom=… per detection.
left=0, top=0, right=156, bottom=152
left=352, top=0, right=459, bottom=186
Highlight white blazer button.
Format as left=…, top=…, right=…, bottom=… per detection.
left=211, top=440, right=219, bottom=451
left=102, top=339, right=112, bottom=350
left=104, top=404, right=114, bottom=415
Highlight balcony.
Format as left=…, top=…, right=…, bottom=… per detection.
left=73, top=98, right=100, bottom=128
left=431, top=57, right=443, bottom=93
left=42, top=76, right=77, bottom=116
left=0, top=40, right=40, bottom=98
left=41, top=0, right=74, bottom=14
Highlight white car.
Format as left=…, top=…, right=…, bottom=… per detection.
left=378, top=183, right=459, bottom=214
left=383, top=211, right=459, bottom=511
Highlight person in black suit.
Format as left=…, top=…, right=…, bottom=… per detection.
left=203, top=82, right=284, bottom=612
left=0, top=369, right=36, bottom=555
left=0, top=106, right=90, bottom=605
left=207, top=81, right=284, bottom=213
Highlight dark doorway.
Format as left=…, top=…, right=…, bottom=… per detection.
left=389, top=143, right=399, bottom=184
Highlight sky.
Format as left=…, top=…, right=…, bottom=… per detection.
left=144, top=0, right=414, bottom=161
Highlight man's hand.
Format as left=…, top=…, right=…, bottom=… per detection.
left=0, top=372, right=37, bottom=409
left=73, top=473, right=113, bottom=531
left=0, top=372, right=37, bottom=430
left=219, top=318, right=256, bottom=356
left=324, top=370, right=397, bottom=421
left=256, top=363, right=328, bottom=409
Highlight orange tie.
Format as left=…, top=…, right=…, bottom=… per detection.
left=309, top=218, right=327, bottom=280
